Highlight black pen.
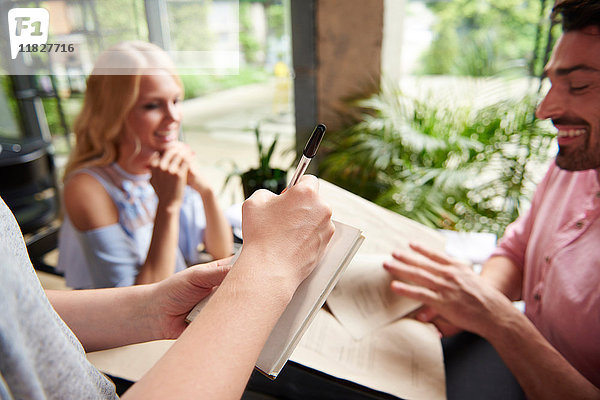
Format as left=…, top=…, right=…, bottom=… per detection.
left=286, top=124, right=326, bottom=189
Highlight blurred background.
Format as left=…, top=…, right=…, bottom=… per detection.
left=0, top=0, right=560, bottom=274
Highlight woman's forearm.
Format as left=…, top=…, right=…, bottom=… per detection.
left=136, top=202, right=181, bottom=284
left=198, top=188, right=233, bottom=259
left=122, top=250, right=297, bottom=400
left=47, top=286, right=155, bottom=352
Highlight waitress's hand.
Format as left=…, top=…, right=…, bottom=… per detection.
left=238, top=175, right=335, bottom=288
left=149, top=257, right=233, bottom=340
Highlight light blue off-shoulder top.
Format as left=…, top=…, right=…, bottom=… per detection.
left=57, top=163, right=207, bottom=289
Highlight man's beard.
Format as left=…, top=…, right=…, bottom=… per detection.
left=556, top=134, right=600, bottom=171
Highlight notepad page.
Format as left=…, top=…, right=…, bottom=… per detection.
left=255, top=220, right=364, bottom=377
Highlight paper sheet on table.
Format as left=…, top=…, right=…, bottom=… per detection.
left=326, top=253, right=421, bottom=340
left=290, top=309, right=446, bottom=400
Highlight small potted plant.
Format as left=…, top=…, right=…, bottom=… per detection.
left=225, top=124, right=288, bottom=199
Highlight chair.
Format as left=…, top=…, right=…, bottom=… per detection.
left=0, top=138, right=62, bottom=275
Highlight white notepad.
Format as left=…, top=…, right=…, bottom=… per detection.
left=186, top=220, right=364, bottom=378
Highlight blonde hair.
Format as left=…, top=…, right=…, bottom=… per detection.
left=63, top=41, right=183, bottom=179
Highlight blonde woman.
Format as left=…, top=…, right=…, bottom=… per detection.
left=57, top=41, right=233, bottom=289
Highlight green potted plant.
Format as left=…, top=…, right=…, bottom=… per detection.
left=319, top=84, right=555, bottom=236
left=225, top=124, right=288, bottom=199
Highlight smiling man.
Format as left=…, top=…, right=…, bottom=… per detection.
left=384, top=1, right=600, bottom=399
left=537, top=23, right=600, bottom=172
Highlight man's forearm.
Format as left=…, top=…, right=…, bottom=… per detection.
left=480, top=255, right=523, bottom=301
left=485, top=304, right=600, bottom=400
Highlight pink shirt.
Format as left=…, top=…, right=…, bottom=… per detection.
left=492, top=162, right=600, bottom=387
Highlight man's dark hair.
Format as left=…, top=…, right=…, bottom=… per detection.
left=552, top=0, right=600, bottom=32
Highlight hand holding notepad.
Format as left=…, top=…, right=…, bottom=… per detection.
left=186, top=220, right=363, bottom=378
left=186, top=124, right=365, bottom=378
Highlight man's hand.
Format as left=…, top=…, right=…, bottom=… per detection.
left=384, top=243, right=513, bottom=338
left=406, top=305, right=462, bottom=337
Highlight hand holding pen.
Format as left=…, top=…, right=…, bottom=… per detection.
left=286, top=124, right=326, bottom=190
left=228, top=123, right=326, bottom=255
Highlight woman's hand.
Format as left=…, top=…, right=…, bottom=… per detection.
left=238, top=175, right=335, bottom=290
left=185, top=153, right=213, bottom=197
left=124, top=177, right=335, bottom=400
left=150, top=141, right=215, bottom=197
left=384, top=243, right=514, bottom=339
left=149, top=144, right=190, bottom=208
left=148, top=257, right=233, bottom=340
left=164, top=141, right=213, bottom=196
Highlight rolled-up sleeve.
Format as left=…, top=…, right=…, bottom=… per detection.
left=490, top=164, right=555, bottom=271
left=490, top=211, right=531, bottom=271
